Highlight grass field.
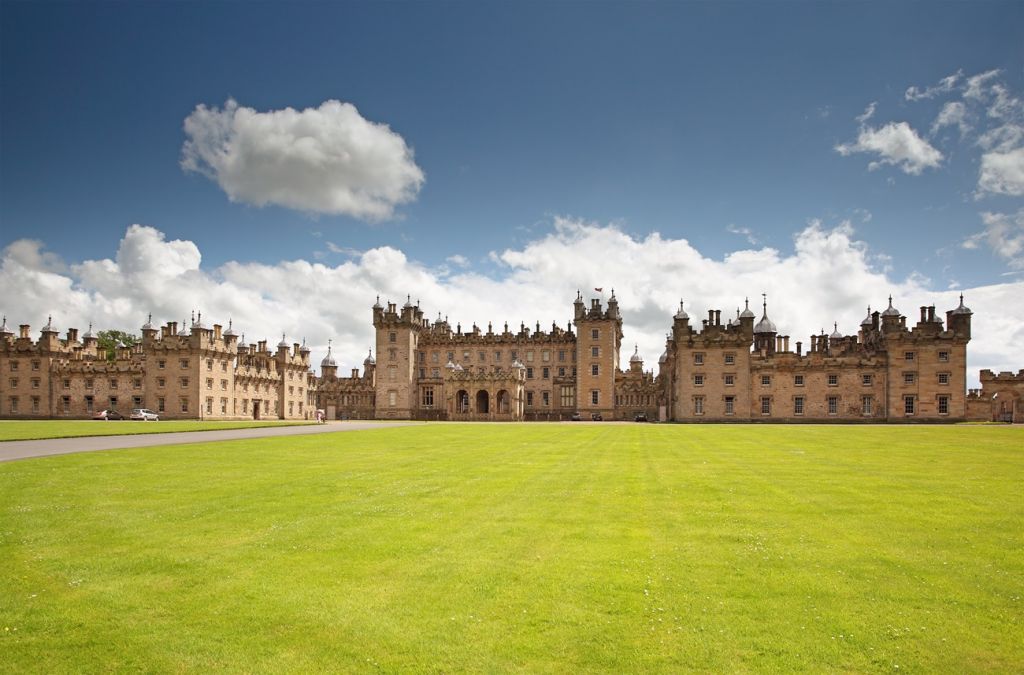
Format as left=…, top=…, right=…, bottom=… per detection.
left=1, top=424, right=1021, bottom=672
left=0, top=419, right=316, bottom=442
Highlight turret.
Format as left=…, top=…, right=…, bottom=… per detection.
left=141, top=313, right=158, bottom=346
left=629, top=344, right=643, bottom=373
left=320, top=340, right=338, bottom=378
left=752, top=295, right=777, bottom=355
left=947, top=293, right=972, bottom=339
left=880, top=295, right=902, bottom=333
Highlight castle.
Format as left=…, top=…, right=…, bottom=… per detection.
left=1, top=292, right=1021, bottom=423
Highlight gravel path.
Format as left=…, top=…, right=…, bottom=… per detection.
left=0, top=421, right=419, bottom=463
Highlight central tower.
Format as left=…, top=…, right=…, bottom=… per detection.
left=573, top=290, right=622, bottom=418
left=373, top=296, right=424, bottom=419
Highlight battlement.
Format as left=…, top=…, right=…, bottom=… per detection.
left=979, top=368, right=1024, bottom=383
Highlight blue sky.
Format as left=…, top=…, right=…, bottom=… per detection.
left=1, top=1, right=1022, bottom=382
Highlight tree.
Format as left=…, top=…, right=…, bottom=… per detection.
left=97, top=330, right=139, bottom=361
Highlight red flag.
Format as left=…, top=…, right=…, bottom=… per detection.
left=594, top=287, right=603, bottom=293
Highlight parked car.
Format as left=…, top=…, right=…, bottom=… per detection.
left=92, top=409, right=125, bottom=420
left=130, top=408, right=160, bottom=421
left=591, top=412, right=603, bottom=421
left=634, top=413, right=648, bottom=422
left=570, top=412, right=582, bottom=421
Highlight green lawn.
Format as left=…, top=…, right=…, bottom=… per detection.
left=0, top=419, right=316, bottom=442
left=1, top=425, right=1021, bottom=672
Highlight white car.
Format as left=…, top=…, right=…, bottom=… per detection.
left=130, top=408, right=160, bottom=421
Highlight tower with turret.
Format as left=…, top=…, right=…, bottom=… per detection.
left=373, top=295, right=425, bottom=418
left=573, top=290, right=622, bottom=417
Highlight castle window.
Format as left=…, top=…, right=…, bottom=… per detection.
left=157, top=397, right=165, bottom=412
left=85, top=378, right=93, bottom=390
left=419, top=368, right=426, bottom=379
left=761, top=375, right=771, bottom=386
left=693, top=374, right=704, bottom=386
left=724, top=353, right=735, bottom=365
left=389, top=332, right=396, bottom=343
left=28, top=378, right=39, bottom=389
left=108, top=378, right=116, bottom=389
left=109, top=396, right=118, bottom=409
left=542, top=391, right=550, bottom=406
left=827, top=396, right=838, bottom=415
left=938, top=395, right=950, bottom=415
left=724, top=396, right=735, bottom=415
left=288, top=401, right=293, bottom=416
left=938, top=351, right=949, bottom=362
left=134, top=378, right=142, bottom=389
left=494, top=351, right=501, bottom=362
left=938, top=372, right=950, bottom=385
left=761, top=397, right=771, bottom=415
left=526, top=350, right=534, bottom=363
left=591, top=390, right=599, bottom=405
left=558, top=350, right=566, bottom=362
left=158, top=360, right=165, bottom=369
left=85, top=396, right=94, bottom=413
left=421, top=387, right=434, bottom=407
left=388, top=366, right=396, bottom=381
left=542, top=367, right=550, bottom=379
left=8, top=378, right=17, bottom=388
left=390, top=348, right=399, bottom=361
left=527, top=367, right=534, bottom=379
left=431, top=368, right=440, bottom=378
left=724, top=374, right=735, bottom=386
left=794, top=374, right=804, bottom=387
left=389, top=391, right=397, bottom=407
left=133, top=396, right=142, bottom=407
left=207, top=359, right=213, bottom=371
left=794, top=396, right=804, bottom=415
left=904, top=351, right=915, bottom=362
left=448, top=352, right=455, bottom=362
left=904, top=395, right=915, bottom=415
left=222, top=398, right=228, bottom=414
left=862, top=374, right=873, bottom=386
left=157, top=378, right=165, bottom=388
left=288, top=386, right=294, bottom=395
left=558, top=367, right=566, bottom=377
left=31, top=396, right=40, bottom=413
left=542, top=350, right=550, bottom=362
left=63, top=379, right=70, bottom=389
left=31, top=360, right=40, bottom=371
left=206, top=378, right=213, bottom=390
left=827, top=374, right=838, bottom=386
left=561, top=386, right=574, bottom=407
left=591, top=364, right=599, bottom=376
left=694, top=396, right=704, bottom=415
left=694, top=353, right=704, bottom=365
left=180, top=359, right=189, bottom=369
left=432, top=352, right=440, bottom=363
left=526, top=391, right=534, bottom=407
left=221, top=379, right=228, bottom=390
left=180, top=377, right=189, bottom=388
left=61, top=396, right=70, bottom=414
left=221, top=362, right=227, bottom=372
left=479, top=351, right=486, bottom=362
left=862, top=396, right=873, bottom=416
left=591, top=329, right=599, bottom=340
left=9, top=361, right=18, bottom=372
left=591, top=346, right=599, bottom=358
left=903, top=372, right=915, bottom=385
left=206, top=398, right=213, bottom=414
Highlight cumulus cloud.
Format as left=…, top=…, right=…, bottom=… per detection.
left=181, top=99, right=424, bottom=220
left=977, top=147, right=1024, bottom=197
left=835, top=121, right=943, bottom=175
left=2, top=220, right=1022, bottom=388
left=964, top=209, right=1024, bottom=270
left=931, top=101, right=970, bottom=136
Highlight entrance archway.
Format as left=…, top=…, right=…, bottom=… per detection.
left=476, top=390, right=490, bottom=414
left=253, top=400, right=260, bottom=420
left=497, top=389, right=510, bottom=414
left=456, top=390, right=470, bottom=414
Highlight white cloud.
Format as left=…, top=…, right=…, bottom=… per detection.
left=964, top=69, right=1001, bottom=101
left=855, top=102, right=877, bottom=124
left=181, top=99, right=424, bottom=220
left=726, top=224, right=758, bottom=245
left=978, top=147, right=1024, bottom=197
left=905, top=70, right=962, bottom=101
left=836, top=121, right=943, bottom=175
left=2, top=220, right=1022, bottom=388
left=446, top=254, right=470, bottom=268
left=931, top=101, right=970, bottom=136
left=964, top=209, right=1024, bottom=269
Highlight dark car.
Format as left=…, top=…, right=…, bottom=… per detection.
left=591, top=412, right=603, bottom=421
left=634, top=413, right=648, bottom=422
left=92, top=409, right=125, bottom=420
left=570, top=412, right=582, bottom=421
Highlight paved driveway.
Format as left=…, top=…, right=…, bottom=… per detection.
left=0, top=421, right=419, bottom=463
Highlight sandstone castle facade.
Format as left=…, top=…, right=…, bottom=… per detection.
left=1, top=292, right=1021, bottom=423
